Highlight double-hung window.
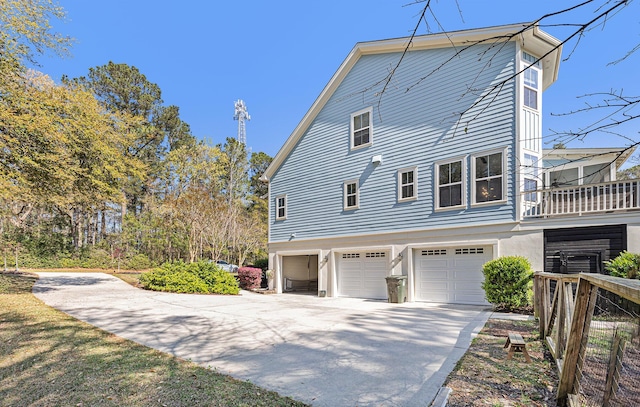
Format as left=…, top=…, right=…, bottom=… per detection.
left=275, top=194, right=287, bottom=220
left=350, top=108, right=372, bottom=149
left=473, top=151, right=505, bottom=204
left=343, top=180, right=359, bottom=210
left=436, top=159, right=464, bottom=209
left=522, top=52, right=540, bottom=110
left=398, top=167, right=417, bottom=202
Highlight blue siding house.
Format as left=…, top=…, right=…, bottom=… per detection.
left=261, top=23, right=640, bottom=304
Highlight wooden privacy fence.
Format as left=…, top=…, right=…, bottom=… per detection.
left=534, top=272, right=640, bottom=407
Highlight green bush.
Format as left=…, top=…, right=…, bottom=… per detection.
left=481, top=256, right=534, bottom=310
left=252, top=257, right=269, bottom=271
left=605, top=251, right=640, bottom=279
left=124, top=253, right=153, bottom=270
left=139, top=260, right=239, bottom=295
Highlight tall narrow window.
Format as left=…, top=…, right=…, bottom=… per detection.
left=276, top=194, right=287, bottom=220
left=523, top=67, right=539, bottom=110
left=473, top=152, right=504, bottom=204
left=344, top=180, right=358, bottom=210
left=350, top=108, right=372, bottom=149
left=398, top=167, right=417, bottom=202
left=436, top=159, right=464, bottom=208
left=523, top=154, right=539, bottom=202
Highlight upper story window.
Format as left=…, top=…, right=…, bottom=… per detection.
left=397, top=167, right=417, bottom=202
left=350, top=107, right=373, bottom=150
left=472, top=150, right=505, bottom=204
left=522, top=51, right=541, bottom=67
left=343, top=180, right=358, bottom=210
left=523, top=68, right=539, bottom=109
left=436, top=158, right=465, bottom=209
left=276, top=194, right=287, bottom=220
left=522, top=52, right=540, bottom=111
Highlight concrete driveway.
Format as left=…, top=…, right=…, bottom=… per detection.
left=33, top=272, right=491, bottom=406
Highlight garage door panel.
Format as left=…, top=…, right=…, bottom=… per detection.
left=419, top=259, right=448, bottom=268
left=422, top=281, right=449, bottom=290
left=414, top=247, right=491, bottom=305
left=338, top=252, right=388, bottom=299
left=454, top=280, right=483, bottom=290
left=452, top=270, right=484, bottom=282
left=418, top=270, right=449, bottom=280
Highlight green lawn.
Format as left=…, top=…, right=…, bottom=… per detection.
left=0, top=272, right=307, bottom=407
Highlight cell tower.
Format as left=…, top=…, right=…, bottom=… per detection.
left=233, top=99, right=250, bottom=144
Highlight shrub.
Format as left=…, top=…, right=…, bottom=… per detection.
left=124, top=253, right=153, bottom=270
left=481, top=256, right=534, bottom=310
left=252, top=257, right=269, bottom=271
left=605, top=251, right=640, bottom=279
left=139, top=268, right=209, bottom=293
left=139, top=260, right=240, bottom=295
left=237, top=267, right=262, bottom=290
left=187, top=261, right=240, bottom=295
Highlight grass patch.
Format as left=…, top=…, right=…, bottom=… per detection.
left=0, top=272, right=307, bottom=406
left=112, top=272, right=143, bottom=287
left=444, top=318, right=558, bottom=407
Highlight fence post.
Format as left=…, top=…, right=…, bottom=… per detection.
left=557, top=277, right=598, bottom=406
left=603, top=331, right=626, bottom=407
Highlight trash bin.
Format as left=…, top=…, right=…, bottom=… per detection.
left=385, top=275, right=407, bottom=303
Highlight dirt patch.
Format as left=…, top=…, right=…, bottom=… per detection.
left=444, top=318, right=558, bottom=407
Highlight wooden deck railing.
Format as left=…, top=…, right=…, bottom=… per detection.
left=522, top=180, right=640, bottom=218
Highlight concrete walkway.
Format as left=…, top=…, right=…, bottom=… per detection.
left=33, top=272, right=492, bottom=407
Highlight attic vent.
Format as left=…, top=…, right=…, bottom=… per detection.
left=455, top=248, right=484, bottom=255
left=365, top=252, right=386, bottom=258
left=342, top=253, right=360, bottom=259
left=422, top=249, right=447, bottom=256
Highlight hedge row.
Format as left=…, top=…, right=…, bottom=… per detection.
left=139, top=261, right=240, bottom=295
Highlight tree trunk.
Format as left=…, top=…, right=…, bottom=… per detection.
left=101, top=210, right=107, bottom=241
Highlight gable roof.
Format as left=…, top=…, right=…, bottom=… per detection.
left=261, top=23, right=562, bottom=182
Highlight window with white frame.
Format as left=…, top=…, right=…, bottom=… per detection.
left=436, top=159, right=464, bottom=208
left=522, top=52, right=540, bottom=110
left=343, top=180, right=358, bottom=210
left=397, top=167, right=417, bottom=202
left=275, top=194, right=287, bottom=220
left=523, top=68, right=539, bottom=109
left=350, top=108, right=372, bottom=149
left=523, top=153, right=539, bottom=202
left=473, top=151, right=505, bottom=204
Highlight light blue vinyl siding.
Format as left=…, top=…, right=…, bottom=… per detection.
left=270, top=42, right=517, bottom=242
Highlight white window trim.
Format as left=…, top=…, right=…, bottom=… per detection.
left=521, top=52, right=541, bottom=112
left=471, top=148, right=508, bottom=207
left=343, top=179, right=359, bottom=210
left=434, top=156, right=467, bottom=211
left=350, top=107, right=373, bottom=150
left=522, top=153, right=540, bottom=203
left=275, top=194, right=287, bottom=220
left=397, top=166, right=418, bottom=203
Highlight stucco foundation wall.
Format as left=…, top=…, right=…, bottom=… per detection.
left=497, top=230, right=544, bottom=271
left=627, top=225, right=640, bottom=253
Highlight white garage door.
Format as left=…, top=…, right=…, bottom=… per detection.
left=338, top=252, right=388, bottom=299
left=414, top=247, right=491, bottom=305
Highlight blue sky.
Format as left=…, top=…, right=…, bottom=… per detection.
left=36, top=1, right=639, bottom=161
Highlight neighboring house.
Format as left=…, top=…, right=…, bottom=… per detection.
left=260, top=23, right=640, bottom=305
